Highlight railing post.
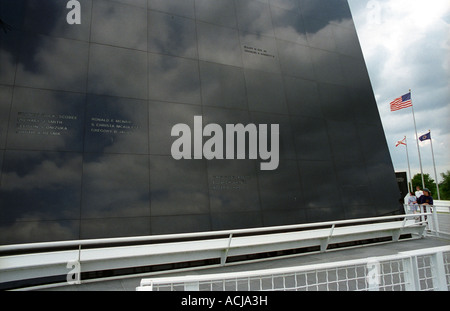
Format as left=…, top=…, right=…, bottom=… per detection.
left=431, top=205, right=440, bottom=237
left=366, top=258, right=381, bottom=291
left=402, top=256, right=420, bottom=291
left=321, top=224, right=335, bottom=252
left=221, top=234, right=233, bottom=266
left=430, top=252, right=447, bottom=291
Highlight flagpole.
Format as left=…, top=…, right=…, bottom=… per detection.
left=428, top=130, right=441, bottom=200
left=410, top=89, right=425, bottom=189
left=405, top=136, right=412, bottom=193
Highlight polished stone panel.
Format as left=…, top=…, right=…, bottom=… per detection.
left=150, top=155, right=209, bottom=216
left=303, top=17, right=337, bottom=52
left=277, top=40, right=315, bottom=79
left=81, top=153, right=150, bottom=219
left=148, top=0, right=195, bottom=19
left=7, top=87, right=85, bottom=152
left=24, top=0, right=92, bottom=41
left=271, top=5, right=307, bottom=45
left=195, top=0, right=237, bottom=28
left=333, top=24, right=363, bottom=58
left=148, top=10, right=198, bottom=59
left=116, top=0, right=147, bottom=8
left=197, top=22, right=242, bottom=67
left=80, top=217, right=151, bottom=240
left=0, top=86, right=12, bottom=149
left=0, top=0, right=401, bottom=244
left=202, top=106, right=251, bottom=158
left=15, top=34, right=89, bottom=93
left=0, top=150, right=83, bottom=222
left=88, top=44, right=148, bottom=99
left=245, top=69, right=287, bottom=114
left=326, top=120, right=363, bottom=163
left=235, top=0, right=274, bottom=37
left=262, top=208, right=307, bottom=227
left=0, top=0, right=26, bottom=84
left=298, top=160, right=342, bottom=210
left=84, top=94, right=148, bottom=154
left=334, top=160, right=370, bottom=187
left=199, top=61, right=247, bottom=110
left=0, top=148, right=4, bottom=178
left=270, top=0, right=299, bottom=11
left=311, top=49, right=346, bottom=85
left=148, top=53, right=201, bottom=104
left=0, top=220, right=80, bottom=245
left=291, top=115, right=332, bottom=161
left=348, top=86, right=381, bottom=125
left=257, top=159, right=303, bottom=212
left=241, top=32, right=280, bottom=73
left=0, top=0, right=27, bottom=32
left=339, top=56, right=372, bottom=89
left=207, top=159, right=261, bottom=214
left=0, top=32, right=20, bottom=85
left=284, top=76, right=322, bottom=117
left=250, top=111, right=296, bottom=160
left=148, top=101, right=202, bottom=156
left=91, top=0, right=147, bottom=50
left=318, top=83, right=354, bottom=122
left=210, top=211, right=263, bottom=231
left=151, top=214, right=211, bottom=235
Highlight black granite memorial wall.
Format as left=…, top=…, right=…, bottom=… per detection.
left=0, top=0, right=400, bottom=245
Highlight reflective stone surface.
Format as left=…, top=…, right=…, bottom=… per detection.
left=0, top=0, right=400, bottom=245
left=0, top=150, right=83, bottom=223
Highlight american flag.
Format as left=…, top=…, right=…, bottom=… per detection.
left=390, top=92, right=412, bottom=112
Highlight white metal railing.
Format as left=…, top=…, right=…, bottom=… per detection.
left=137, top=246, right=450, bottom=291
left=0, top=212, right=436, bottom=289
left=0, top=212, right=431, bottom=254
left=403, top=204, right=450, bottom=238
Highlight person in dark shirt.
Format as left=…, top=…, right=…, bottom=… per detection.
left=418, top=188, right=433, bottom=206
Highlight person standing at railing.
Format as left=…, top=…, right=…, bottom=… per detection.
left=407, top=191, right=419, bottom=214
left=415, top=186, right=423, bottom=201
left=418, top=188, right=434, bottom=221
left=418, top=188, right=433, bottom=206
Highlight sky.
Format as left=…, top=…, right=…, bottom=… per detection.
left=347, top=0, right=450, bottom=184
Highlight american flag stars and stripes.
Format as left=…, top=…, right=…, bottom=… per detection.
left=390, top=92, right=413, bottom=112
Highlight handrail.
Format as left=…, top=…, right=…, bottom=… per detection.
left=0, top=213, right=433, bottom=291
left=0, top=213, right=431, bottom=254
left=0, top=212, right=432, bottom=254
left=138, top=245, right=450, bottom=289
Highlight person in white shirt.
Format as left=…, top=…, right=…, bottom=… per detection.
left=415, top=186, right=423, bottom=200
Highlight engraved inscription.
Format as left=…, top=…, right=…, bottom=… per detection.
left=211, top=175, right=250, bottom=191
left=16, top=112, right=77, bottom=136
left=89, top=117, right=140, bottom=134
left=243, top=45, right=276, bottom=58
